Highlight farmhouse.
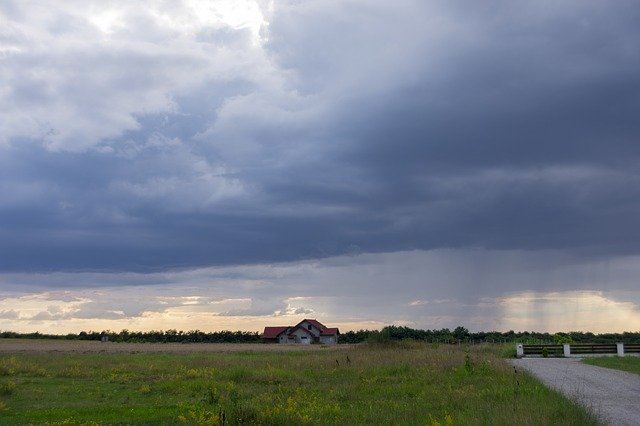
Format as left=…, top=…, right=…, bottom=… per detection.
left=261, top=319, right=339, bottom=345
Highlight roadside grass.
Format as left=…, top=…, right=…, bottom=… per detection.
left=0, top=343, right=597, bottom=425
left=583, top=356, right=640, bottom=375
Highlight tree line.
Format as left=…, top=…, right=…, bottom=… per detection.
left=340, top=326, right=640, bottom=344
left=1, top=326, right=639, bottom=344
left=0, top=329, right=261, bottom=343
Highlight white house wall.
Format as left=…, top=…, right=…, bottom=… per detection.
left=298, top=320, right=322, bottom=337
left=319, top=335, right=337, bottom=345
left=289, top=328, right=313, bottom=344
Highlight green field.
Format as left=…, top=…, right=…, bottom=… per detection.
left=583, top=356, right=640, bottom=376
left=0, top=342, right=597, bottom=425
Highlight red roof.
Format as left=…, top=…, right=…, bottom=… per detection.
left=321, top=327, right=339, bottom=336
left=296, top=319, right=327, bottom=331
left=261, top=326, right=289, bottom=339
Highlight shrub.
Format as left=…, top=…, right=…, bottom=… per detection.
left=553, top=333, right=573, bottom=344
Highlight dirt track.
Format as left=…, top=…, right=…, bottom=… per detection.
left=0, top=338, right=350, bottom=354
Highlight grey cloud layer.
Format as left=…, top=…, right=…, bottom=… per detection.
left=1, top=1, right=640, bottom=272
left=3, top=250, right=640, bottom=332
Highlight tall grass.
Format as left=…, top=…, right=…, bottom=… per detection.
left=0, top=342, right=597, bottom=425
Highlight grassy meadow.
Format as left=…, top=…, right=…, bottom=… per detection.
left=0, top=341, right=597, bottom=425
left=583, top=356, right=640, bottom=375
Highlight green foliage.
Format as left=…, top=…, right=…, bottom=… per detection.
left=0, top=356, right=48, bottom=377
left=0, top=329, right=262, bottom=343
left=0, top=380, right=16, bottom=395
left=454, top=326, right=470, bottom=342
left=499, top=344, right=517, bottom=358
left=338, top=327, right=640, bottom=345
left=3, top=327, right=640, bottom=345
left=0, top=357, right=18, bottom=376
left=463, top=346, right=474, bottom=374
left=0, top=345, right=599, bottom=425
left=553, top=333, right=574, bottom=344
left=365, top=327, right=391, bottom=343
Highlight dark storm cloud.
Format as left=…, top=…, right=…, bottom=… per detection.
left=2, top=1, right=640, bottom=273
left=258, top=0, right=640, bottom=252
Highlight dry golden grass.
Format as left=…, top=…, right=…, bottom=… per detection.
left=0, top=338, right=352, bottom=354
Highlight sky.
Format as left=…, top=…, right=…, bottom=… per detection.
left=1, top=0, right=640, bottom=334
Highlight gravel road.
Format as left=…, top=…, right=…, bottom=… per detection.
left=512, top=358, right=640, bottom=425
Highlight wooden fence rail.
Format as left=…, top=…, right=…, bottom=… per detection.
left=517, top=342, right=640, bottom=358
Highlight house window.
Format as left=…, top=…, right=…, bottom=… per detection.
left=307, top=324, right=312, bottom=330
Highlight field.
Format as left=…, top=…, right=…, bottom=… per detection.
left=0, top=339, right=597, bottom=425
left=0, top=339, right=328, bottom=354
left=583, top=356, right=640, bottom=375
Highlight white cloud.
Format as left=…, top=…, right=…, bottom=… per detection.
left=0, top=292, right=88, bottom=321
left=0, top=309, right=19, bottom=319
left=0, top=1, right=273, bottom=152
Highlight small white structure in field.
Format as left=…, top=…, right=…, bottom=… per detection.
left=261, top=319, right=340, bottom=344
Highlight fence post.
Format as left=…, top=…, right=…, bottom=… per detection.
left=617, top=342, right=625, bottom=357
left=516, top=344, right=524, bottom=358
left=563, top=343, right=571, bottom=357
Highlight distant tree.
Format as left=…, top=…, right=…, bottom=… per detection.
left=453, top=326, right=470, bottom=342
left=553, top=333, right=573, bottom=344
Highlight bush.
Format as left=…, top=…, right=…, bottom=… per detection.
left=553, top=333, right=573, bottom=345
